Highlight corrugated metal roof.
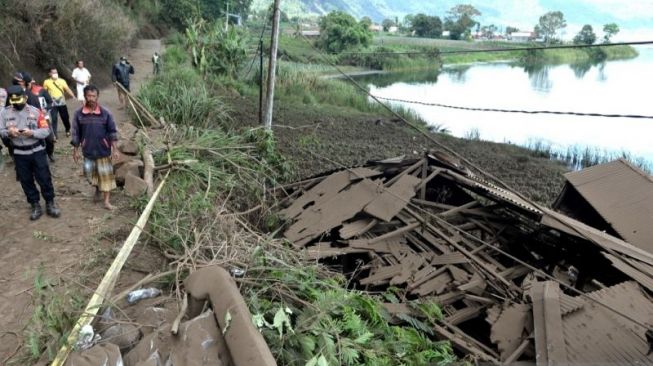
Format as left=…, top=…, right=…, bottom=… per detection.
left=563, top=159, right=653, bottom=253
left=562, top=281, right=653, bottom=364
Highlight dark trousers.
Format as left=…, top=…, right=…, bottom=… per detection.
left=1, top=136, right=13, bottom=157
left=45, top=133, right=55, bottom=157
left=50, top=105, right=71, bottom=137
left=14, top=150, right=55, bottom=204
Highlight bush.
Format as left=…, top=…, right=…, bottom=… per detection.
left=137, top=66, right=232, bottom=129
left=317, top=11, right=373, bottom=53
left=163, top=45, right=189, bottom=67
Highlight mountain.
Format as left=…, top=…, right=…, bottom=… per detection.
left=251, top=0, right=653, bottom=39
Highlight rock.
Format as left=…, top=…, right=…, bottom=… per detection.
left=137, top=307, right=176, bottom=336
left=66, top=343, right=123, bottom=366
left=100, top=324, right=142, bottom=352
left=119, top=123, right=138, bottom=140
left=125, top=174, right=148, bottom=197
left=118, top=140, right=139, bottom=155
left=116, top=160, right=144, bottom=185
left=112, top=152, right=133, bottom=170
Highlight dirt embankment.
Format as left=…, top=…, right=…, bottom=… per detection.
left=228, top=94, right=567, bottom=204
left=0, top=39, right=165, bottom=363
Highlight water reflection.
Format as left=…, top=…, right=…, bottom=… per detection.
left=522, top=63, right=553, bottom=92
left=363, top=47, right=653, bottom=165
left=356, top=69, right=439, bottom=88
left=443, top=66, right=471, bottom=83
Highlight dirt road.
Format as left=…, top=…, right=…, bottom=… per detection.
left=0, top=39, right=162, bottom=362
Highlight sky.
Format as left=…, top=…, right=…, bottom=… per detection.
left=482, top=0, right=653, bottom=41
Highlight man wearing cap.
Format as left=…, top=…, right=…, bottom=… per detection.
left=111, top=56, right=134, bottom=109
left=14, top=72, right=57, bottom=162
left=0, top=86, right=61, bottom=220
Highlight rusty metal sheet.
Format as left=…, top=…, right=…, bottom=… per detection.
left=364, top=174, right=422, bottom=222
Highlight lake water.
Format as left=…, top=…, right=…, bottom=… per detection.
left=361, top=46, right=653, bottom=167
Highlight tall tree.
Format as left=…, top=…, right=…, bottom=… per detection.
left=536, top=11, right=566, bottom=44
left=317, top=11, right=372, bottom=53
left=412, top=13, right=443, bottom=38
left=445, top=4, right=481, bottom=40
left=382, top=18, right=395, bottom=32
left=505, top=26, right=519, bottom=35
left=573, top=24, right=596, bottom=45
left=603, top=23, right=619, bottom=43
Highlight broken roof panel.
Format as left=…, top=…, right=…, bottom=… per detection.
left=562, top=159, right=653, bottom=252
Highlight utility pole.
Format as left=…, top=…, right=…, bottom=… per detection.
left=225, top=1, right=229, bottom=31
left=263, top=0, right=281, bottom=131
left=258, top=40, right=264, bottom=124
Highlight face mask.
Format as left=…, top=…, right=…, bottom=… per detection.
left=121, top=60, right=126, bottom=65
left=51, top=73, right=59, bottom=79
left=13, top=103, right=26, bottom=111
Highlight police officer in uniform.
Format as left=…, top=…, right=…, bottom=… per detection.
left=0, top=86, right=61, bottom=220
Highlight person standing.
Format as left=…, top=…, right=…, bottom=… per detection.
left=71, top=85, right=119, bottom=210
left=152, top=52, right=161, bottom=75
left=111, top=56, right=134, bottom=109
left=0, top=86, right=61, bottom=220
left=0, top=87, right=8, bottom=156
left=0, top=87, right=6, bottom=106
left=43, top=67, right=76, bottom=138
left=71, top=60, right=91, bottom=102
left=15, top=72, right=57, bottom=162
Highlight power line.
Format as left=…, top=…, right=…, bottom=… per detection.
left=372, top=95, right=653, bottom=119
left=331, top=40, right=653, bottom=56
left=296, top=34, right=653, bottom=334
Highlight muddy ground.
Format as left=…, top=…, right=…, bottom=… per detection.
left=0, top=40, right=167, bottom=363
left=229, top=94, right=568, bottom=204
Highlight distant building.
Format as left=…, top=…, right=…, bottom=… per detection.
left=553, top=159, right=653, bottom=253
left=508, top=31, right=534, bottom=42
left=388, top=26, right=398, bottom=33
left=442, top=30, right=451, bottom=38
left=369, top=24, right=383, bottom=32
left=300, top=30, right=320, bottom=37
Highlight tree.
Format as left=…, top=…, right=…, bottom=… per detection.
left=411, top=13, right=443, bottom=38
left=505, top=26, right=519, bottom=35
left=573, top=24, right=596, bottom=45
left=603, top=23, right=619, bottom=43
left=481, top=24, right=498, bottom=39
left=317, top=11, right=372, bottom=53
left=536, top=11, right=566, bottom=44
left=445, top=4, right=481, bottom=40
left=402, top=14, right=415, bottom=31
left=161, top=0, right=200, bottom=29
left=360, top=16, right=373, bottom=29
left=382, top=18, right=395, bottom=32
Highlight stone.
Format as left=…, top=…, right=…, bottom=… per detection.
left=100, top=324, right=142, bottom=352
left=112, top=152, right=133, bottom=170
left=119, top=123, right=139, bottom=140
left=118, top=140, right=139, bottom=155
left=125, top=174, right=148, bottom=197
left=137, top=306, right=176, bottom=336
left=116, top=160, right=143, bottom=185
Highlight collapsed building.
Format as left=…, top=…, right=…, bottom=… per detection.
left=277, top=152, right=653, bottom=364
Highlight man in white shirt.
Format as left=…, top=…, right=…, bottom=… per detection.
left=71, top=60, right=91, bottom=102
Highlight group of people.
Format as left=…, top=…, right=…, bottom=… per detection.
left=0, top=56, right=136, bottom=220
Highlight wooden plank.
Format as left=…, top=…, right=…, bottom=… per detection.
left=305, top=243, right=370, bottom=260
left=360, top=265, right=403, bottom=285
left=384, top=158, right=424, bottom=186
left=280, top=171, right=352, bottom=220
left=530, top=281, right=567, bottom=366
left=364, top=174, right=422, bottom=222
left=445, top=305, right=485, bottom=326
left=52, top=174, right=169, bottom=366
left=284, top=179, right=382, bottom=246
left=411, top=271, right=453, bottom=296
left=340, top=218, right=377, bottom=239
left=431, top=253, right=469, bottom=266
left=420, top=159, right=428, bottom=200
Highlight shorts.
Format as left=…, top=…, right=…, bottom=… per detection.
left=84, top=157, right=117, bottom=192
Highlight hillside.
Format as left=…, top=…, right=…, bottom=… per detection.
left=251, top=0, right=651, bottom=33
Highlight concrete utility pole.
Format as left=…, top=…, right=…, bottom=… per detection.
left=225, top=1, right=229, bottom=31
left=263, top=0, right=281, bottom=131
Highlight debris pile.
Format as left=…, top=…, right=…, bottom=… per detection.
left=277, top=152, right=653, bottom=364
left=65, top=266, right=276, bottom=366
